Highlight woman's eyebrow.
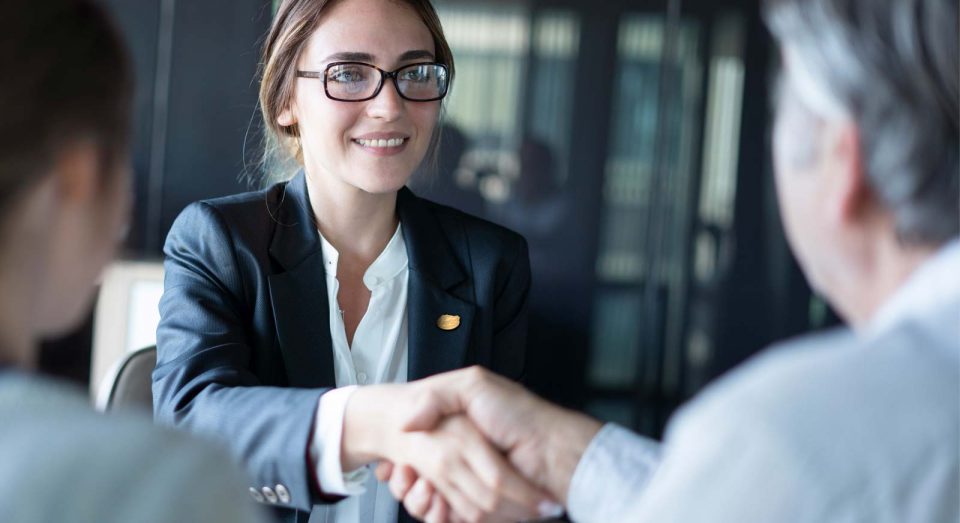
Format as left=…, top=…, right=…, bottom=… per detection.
left=398, top=50, right=435, bottom=61
left=323, top=51, right=376, bottom=62
left=322, top=49, right=435, bottom=63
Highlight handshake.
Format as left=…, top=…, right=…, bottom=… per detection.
left=339, top=367, right=604, bottom=523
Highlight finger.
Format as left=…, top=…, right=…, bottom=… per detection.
left=403, top=367, right=491, bottom=431
left=402, top=387, right=462, bottom=432
left=463, top=438, right=547, bottom=521
left=424, top=494, right=450, bottom=523
left=389, top=464, right=419, bottom=501
left=375, top=461, right=394, bottom=482
left=404, top=478, right=434, bottom=520
left=414, top=419, right=525, bottom=522
left=425, top=455, right=490, bottom=523
left=434, top=418, right=543, bottom=522
left=390, top=430, right=474, bottom=520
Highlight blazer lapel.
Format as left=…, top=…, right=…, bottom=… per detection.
left=398, top=188, right=477, bottom=381
left=267, top=172, right=337, bottom=388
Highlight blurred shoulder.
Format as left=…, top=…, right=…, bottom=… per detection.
left=681, top=323, right=956, bottom=428
left=667, top=324, right=958, bottom=487
left=0, top=374, right=265, bottom=523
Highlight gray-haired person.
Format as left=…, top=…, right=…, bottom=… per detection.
left=371, top=0, right=960, bottom=520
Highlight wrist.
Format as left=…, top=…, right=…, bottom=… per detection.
left=541, top=407, right=603, bottom=505
left=340, top=386, right=385, bottom=470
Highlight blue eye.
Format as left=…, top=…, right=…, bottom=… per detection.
left=400, top=67, right=431, bottom=83
left=329, top=67, right=366, bottom=84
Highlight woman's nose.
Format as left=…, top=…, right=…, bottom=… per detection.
left=365, top=78, right=405, bottom=121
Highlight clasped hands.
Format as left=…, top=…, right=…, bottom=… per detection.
left=340, top=367, right=602, bottom=523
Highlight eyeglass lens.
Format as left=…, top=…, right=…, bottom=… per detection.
left=325, top=63, right=448, bottom=101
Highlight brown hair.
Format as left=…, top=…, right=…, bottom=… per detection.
left=0, top=0, right=133, bottom=217
left=257, top=0, right=455, bottom=184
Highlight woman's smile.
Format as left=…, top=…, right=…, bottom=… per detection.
left=351, top=131, right=411, bottom=157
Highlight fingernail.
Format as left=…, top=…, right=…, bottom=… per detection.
left=538, top=501, right=564, bottom=518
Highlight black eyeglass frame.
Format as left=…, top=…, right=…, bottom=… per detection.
left=297, top=61, right=450, bottom=103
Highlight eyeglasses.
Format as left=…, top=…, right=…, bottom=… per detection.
left=297, top=62, right=450, bottom=102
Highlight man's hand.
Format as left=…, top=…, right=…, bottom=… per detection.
left=378, top=367, right=603, bottom=521
left=340, top=383, right=555, bottom=522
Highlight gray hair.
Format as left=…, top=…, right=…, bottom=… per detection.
left=764, top=0, right=959, bottom=246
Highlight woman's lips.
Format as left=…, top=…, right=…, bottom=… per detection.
left=351, top=135, right=410, bottom=156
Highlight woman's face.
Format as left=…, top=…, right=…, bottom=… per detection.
left=284, top=0, right=442, bottom=196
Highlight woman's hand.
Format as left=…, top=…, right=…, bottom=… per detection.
left=341, top=384, right=551, bottom=522
left=372, top=367, right=602, bottom=522
left=377, top=462, right=452, bottom=523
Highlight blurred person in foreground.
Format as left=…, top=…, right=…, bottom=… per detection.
left=0, top=2, right=269, bottom=522
left=376, top=0, right=960, bottom=520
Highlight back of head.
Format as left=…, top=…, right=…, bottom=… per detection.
left=764, top=0, right=959, bottom=246
left=0, top=0, right=133, bottom=225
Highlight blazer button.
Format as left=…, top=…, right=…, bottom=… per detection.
left=249, top=487, right=265, bottom=503
left=262, top=486, right=278, bottom=504
left=276, top=484, right=291, bottom=504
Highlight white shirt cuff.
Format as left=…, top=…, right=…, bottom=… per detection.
left=309, top=386, right=369, bottom=496
left=567, top=423, right=661, bottom=523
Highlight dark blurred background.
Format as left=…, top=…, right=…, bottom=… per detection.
left=44, top=0, right=840, bottom=440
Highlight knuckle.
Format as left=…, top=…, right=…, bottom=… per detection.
left=464, top=366, right=484, bottom=383
left=436, top=450, right=458, bottom=470
left=421, top=387, right=441, bottom=407
left=464, top=508, right=483, bottom=523
left=482, top=494, right=502, bottom=514
left=405, top=500, right=427, bottom=519
left=472, top=490, right=497, bottom=514
left=488, top=470, right=505, bottom=492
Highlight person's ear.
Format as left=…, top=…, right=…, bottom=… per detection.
left=825, top=122, right=869, bottom=226
left=52, top=139, right=101, bottom=209
left=277, top=105, right=298, bottom=127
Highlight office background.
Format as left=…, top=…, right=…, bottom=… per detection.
left=42, top=0, right=839, bottom=439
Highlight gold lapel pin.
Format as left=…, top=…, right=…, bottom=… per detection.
left=437, top=314, right=461, bottom=331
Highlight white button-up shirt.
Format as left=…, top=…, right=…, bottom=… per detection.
left=568, top=240, right=960, bottom=522
left=307, top=224, right=409, bottom=523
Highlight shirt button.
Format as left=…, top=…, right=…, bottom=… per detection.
left=357, top=372, right=368, bottom=384
left=249, top=487, right=265, bottom=503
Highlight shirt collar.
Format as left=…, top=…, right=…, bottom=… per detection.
left=867, top=239, right=960, bottom=336
left=319, top=223, right=409, bottom=290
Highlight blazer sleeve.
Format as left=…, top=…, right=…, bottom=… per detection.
left=490, top=234, right=532, bottom=384
left=153, top=201, right=328, bottom=512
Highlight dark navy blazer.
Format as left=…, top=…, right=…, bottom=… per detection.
left=153, top=172, right=530, bottom=522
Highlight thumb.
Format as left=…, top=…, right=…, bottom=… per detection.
left=401, top=374, right=471, bottom=431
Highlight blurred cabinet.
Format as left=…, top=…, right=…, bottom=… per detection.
left=426, top=2, right=789, bottom=437
left=101, top=0, right=271, bottom=257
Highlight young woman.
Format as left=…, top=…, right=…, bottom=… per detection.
left=153, top=0, right=551, bottom=522
left=0, top=2, right=266, bottom=522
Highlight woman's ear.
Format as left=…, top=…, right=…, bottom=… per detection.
left=277, top=106, right=297, bottom=127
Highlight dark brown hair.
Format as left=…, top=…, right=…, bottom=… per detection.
left=0, top=0, right=133, bottom=218
left=258, top=0, right=455, bottom=183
